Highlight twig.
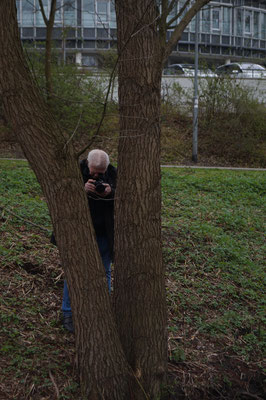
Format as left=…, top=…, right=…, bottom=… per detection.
left=63, top=110, right=83, bottom=150
left=49, top=370, right=60, bottom=399
left=0, top=206, right=50, bottom=233
left=239, top=393, right=263, bottom=400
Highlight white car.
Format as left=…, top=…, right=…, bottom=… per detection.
left=216, top=63, right=266, bottom=78
left=163, top=64, right=216, bottom=77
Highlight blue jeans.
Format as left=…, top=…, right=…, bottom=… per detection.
left=62, top=235, right=112, bottom=317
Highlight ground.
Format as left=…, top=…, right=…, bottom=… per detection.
left=1, top=230, right=264, bottom=400
left=1, top=160, right=265, bottom=400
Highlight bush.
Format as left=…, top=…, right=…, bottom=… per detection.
left=198, top=76, right=266, bottom=166
left=24, top=45, right=115, bottom=150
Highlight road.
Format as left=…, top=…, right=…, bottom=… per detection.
left=161, top=76, right=266, bottom=104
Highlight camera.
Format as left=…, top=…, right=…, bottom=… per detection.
left=93, top=178, right=106, bottom=194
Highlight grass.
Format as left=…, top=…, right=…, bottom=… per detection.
left=0, top=159, right=265, bottom=399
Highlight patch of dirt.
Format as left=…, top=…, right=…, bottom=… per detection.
left=0, top=228, right=265, bottom=399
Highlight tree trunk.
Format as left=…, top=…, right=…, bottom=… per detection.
left=0, top=1, right=134, bottom=398
left=114, top=1, right=167, bottom=398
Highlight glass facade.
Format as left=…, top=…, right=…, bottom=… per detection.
left=16, top=0, right=266, bottom=65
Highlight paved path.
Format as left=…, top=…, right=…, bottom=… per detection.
left=161, top=165, right=266, bottom=171
left=0, top=158, right=266, bottom=171
left=1, top=158, right=266, bottom=171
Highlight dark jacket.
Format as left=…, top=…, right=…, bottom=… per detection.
left=80, top=159, right=116, bottom=259
left=51, top=159, right=117, bottom=260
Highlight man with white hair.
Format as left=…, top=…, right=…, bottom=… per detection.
left=62, top=149, right=117, bottom=333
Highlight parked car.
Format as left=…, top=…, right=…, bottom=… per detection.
left=215, top=62, right=266, bottom=78
left=163, top=63, right=216, bottom=77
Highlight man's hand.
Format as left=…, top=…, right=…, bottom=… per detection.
left=102, top=183, right=111, bottom=197
left=85, top=180, right=111, bottom=197
left=84, top=179, right=96, bottom=193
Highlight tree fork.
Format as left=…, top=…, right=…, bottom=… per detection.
left=0, top=1, right=140, bottom=398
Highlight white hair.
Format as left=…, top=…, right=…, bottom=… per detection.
left=87, top=149, right=110, bottom=169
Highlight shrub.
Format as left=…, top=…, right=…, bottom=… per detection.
left=197, top=76, right=266, bottom=166
left=24, top=45, right=113, bottom=150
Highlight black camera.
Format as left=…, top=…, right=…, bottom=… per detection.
left=93, top=175, right=106, bottom=194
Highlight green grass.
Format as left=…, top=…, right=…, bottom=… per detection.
left=0, top=159, right=265, bottom=398
left=162, top=168, right=265, bottom=364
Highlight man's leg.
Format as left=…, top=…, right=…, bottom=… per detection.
left=96, top=235, right=112, bottom=292
left=62, top=280, right=74, bottom=333
left=61, top=236, right=111, bottom=332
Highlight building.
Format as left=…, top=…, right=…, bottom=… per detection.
left=16, top=0, right=266, bottom=68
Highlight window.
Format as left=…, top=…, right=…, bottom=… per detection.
left=211, top=46, right=220, bottom=54
left=168, top=1, right=177, bottom=18
left=83, top=0, right=95, bottom=26
left=16, top=0, right=21, bottom=24
left=223, top=7, right=231, bottom=34
left=83, top=40, right=96, bottom=48
left=36, top=0, right=48, bottom=27
left=202, top=8, right=211, bottom=33
left=55, top=0, right=63, bottom=22
left=97, top=28, right=108, bottom=38
left=244, top=10, right=252, bottom=34
left=110, top=28, right=117, bottom=39
left=178, top=0, right=187, bottom=20
left=181, top=32, right=188, bottom=41
left=262, top=13, right=266, bottom=39
left=22, top=27, right=34, bottom=37
left=212, top=35, right=220, bottom=44
left=52, top=28, right=63, bottom=39
left=201, top=34, right=210, bottom=43
left=222, top=47, right=230, bottom=55
left=66, top=28, right=76, bottom=38
left=222, top=35, right=230, bottom=45
left=82, top=55, right=98, bottom=67
left=66, top=40, right=76, bottom=48
left=252, top=39, right=259, bottom=48
left=110, top=0, right=116, bottom=28
left=64, top=0, right=76, bottom=26
left=22, top=0, right=34, bottom=25
left=253, top=12, right=259, bottom=38
left=84, top=28, right=95, bottom=38
left=36, top=27, right=46, bottom=38
left=212, top=9, right=220, bottom=30
left=97, top=41, right=109, bottom=48
left=97, top=1, right=108, bottom=25
left=190, top=16, right=196, bottom=32
left=236, top=9, right=243, bottom=36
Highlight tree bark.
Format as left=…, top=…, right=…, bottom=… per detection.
left=0, top=1, right=134, bottom=399
left=114, top=1, right=167, bottom=398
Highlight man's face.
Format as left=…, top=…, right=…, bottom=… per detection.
left=89, top=165, right=106, bottom=179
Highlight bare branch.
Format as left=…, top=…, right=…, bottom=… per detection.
left=0, top=206, right=50, bottom=233
left=38, top=0, right=49, bottom=26
left=164, top=0, right=211, bottom=61
left=167, top=0, right=179, bottom=15
left=63, top=110, right=83, bottom=150
left=167, top=0, right=192, bottom=28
